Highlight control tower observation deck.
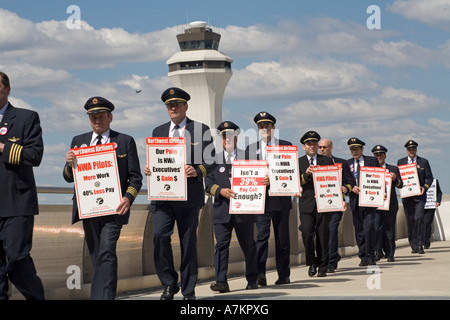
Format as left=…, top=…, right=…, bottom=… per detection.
left=166, top=21, right=233, bottom=130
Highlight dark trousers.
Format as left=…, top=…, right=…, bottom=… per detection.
left=0, top=216, right=45, bottom=300
left=352, top=206, right=376, bottom=261
left=424, top=208, right=436, bottom=248
left=213, top=217, right=257, bottom=283
left=328, top=212, right=342, bottom=267
left=402, top=197, right=425, bottom=250
left=152, top=203, right=200, bottom=297
left=83, top=216, right=122, bottom=300
left=255, top=209, right=290, bottom=279
left=374, top=209, right=397, bottom=258
left=299, top=210, right=331, bottom=271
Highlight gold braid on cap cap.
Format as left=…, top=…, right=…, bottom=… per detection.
left=86, top=106, right=110, bottom=114
left=221, top=129, right=237, bottom=134
left=256, top=119, right=274, bottom=124
left=165, top=98, right=188, bottom=104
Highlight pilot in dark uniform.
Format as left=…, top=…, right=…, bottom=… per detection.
left=318, top=138, right=356, bottom=273
left=371, top=145, right=403, bottom=262
left=205, top=121, right=258, bottom=293
left=63, top=97, right=143, bottom=300
left=346, top=137, right=380, bottom=266
left=145, top=87, right=216, bottom=300
left=298, top=131, right=334, bottom=277
left=397, top=140, right=433, bottom=254
left=245, top=112, right=292, bottom=286
left=0, top=71, right=45, bottom=300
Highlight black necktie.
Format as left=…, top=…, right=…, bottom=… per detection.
left=356, top=159, right=360, bottom=186
left=310, top=157, right=314, bottom=166
left=173, top=125, right=180, bottom=137
left=226, top=153, right=232, bottom=178
left=96, top=135, right=103, bottom=145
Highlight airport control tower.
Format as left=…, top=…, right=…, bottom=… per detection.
left=166, top=21, right=233, bottom=130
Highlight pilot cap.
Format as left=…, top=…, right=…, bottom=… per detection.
left=300, top=131, right=321, bottom=144
left=371, top=145, right=388, bottom=154
left=217, top=121, right=240, bottom=135
left=84, top=97, right=115, bottom=114
left=254, top=112, right=276, bottom=125
left=161, top=87, right=190, bottom=105
left=347, top=137, right=365, bottom=148
left=404, top=140, right=418, bottom=149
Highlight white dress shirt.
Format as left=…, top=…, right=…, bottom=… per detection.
left=170, top=118, right=187, bottom=137
left=90, top=129, right=110, bottom=146
left=0, top=102, right=8, bottom=123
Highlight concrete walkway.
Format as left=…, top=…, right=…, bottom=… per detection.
left=119, top=240, right=450, bottom=300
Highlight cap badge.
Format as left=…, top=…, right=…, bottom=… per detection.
left=92, top=98, right=98, bottom=104
left=224, top=122, right=229, bottom=127
left=260, top=112, right=266, bottom=117
left=170, top=89, right=175, bottom=95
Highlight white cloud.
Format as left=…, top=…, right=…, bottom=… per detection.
left=226, top=58, right=378, bottom=101
left=7, top=97, right=34, bottom=110
left=277, top=86, right=445, bottom=128
left=0, top=63, right=73, bottom=92
left=2, top=8, right=449, bottom=74
left=366, top=40, right=442, bottom=68
left=0, top=9, right=179, bottom=69
left=388, top=0, right=450, bottom=32
left=0, top=9, right=50, bottom=50
left=220, top=22, right=302, bottom=57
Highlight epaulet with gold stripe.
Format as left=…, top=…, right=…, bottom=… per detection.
left=8, top=144, right=23, bottom=165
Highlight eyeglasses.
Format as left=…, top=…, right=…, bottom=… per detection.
left=318, top=146, right=329, bottom=149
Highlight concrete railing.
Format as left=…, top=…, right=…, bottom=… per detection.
left=10, top=188, right=450, bottom=299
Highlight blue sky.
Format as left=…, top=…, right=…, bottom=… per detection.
left=1, top=0, right=449, bottom=202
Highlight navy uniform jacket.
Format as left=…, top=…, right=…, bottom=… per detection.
left=347, top=155, right=380, bottom=212
left=0, top=104, right=43, bottom=217
left=397, top=156, right=433, bottom=195
left=151, top=117, right=216, bottom=208
left=63, top=130, right=142, bottom=225
left=331, top=155, right=356, bottom=195
left=298, top=154, right=334, bottom=214
left=205, top=149, right=254, bottom=224
left=385, top=164, right=403, bottom=213
left=245, top=139, right=293, bottom=212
